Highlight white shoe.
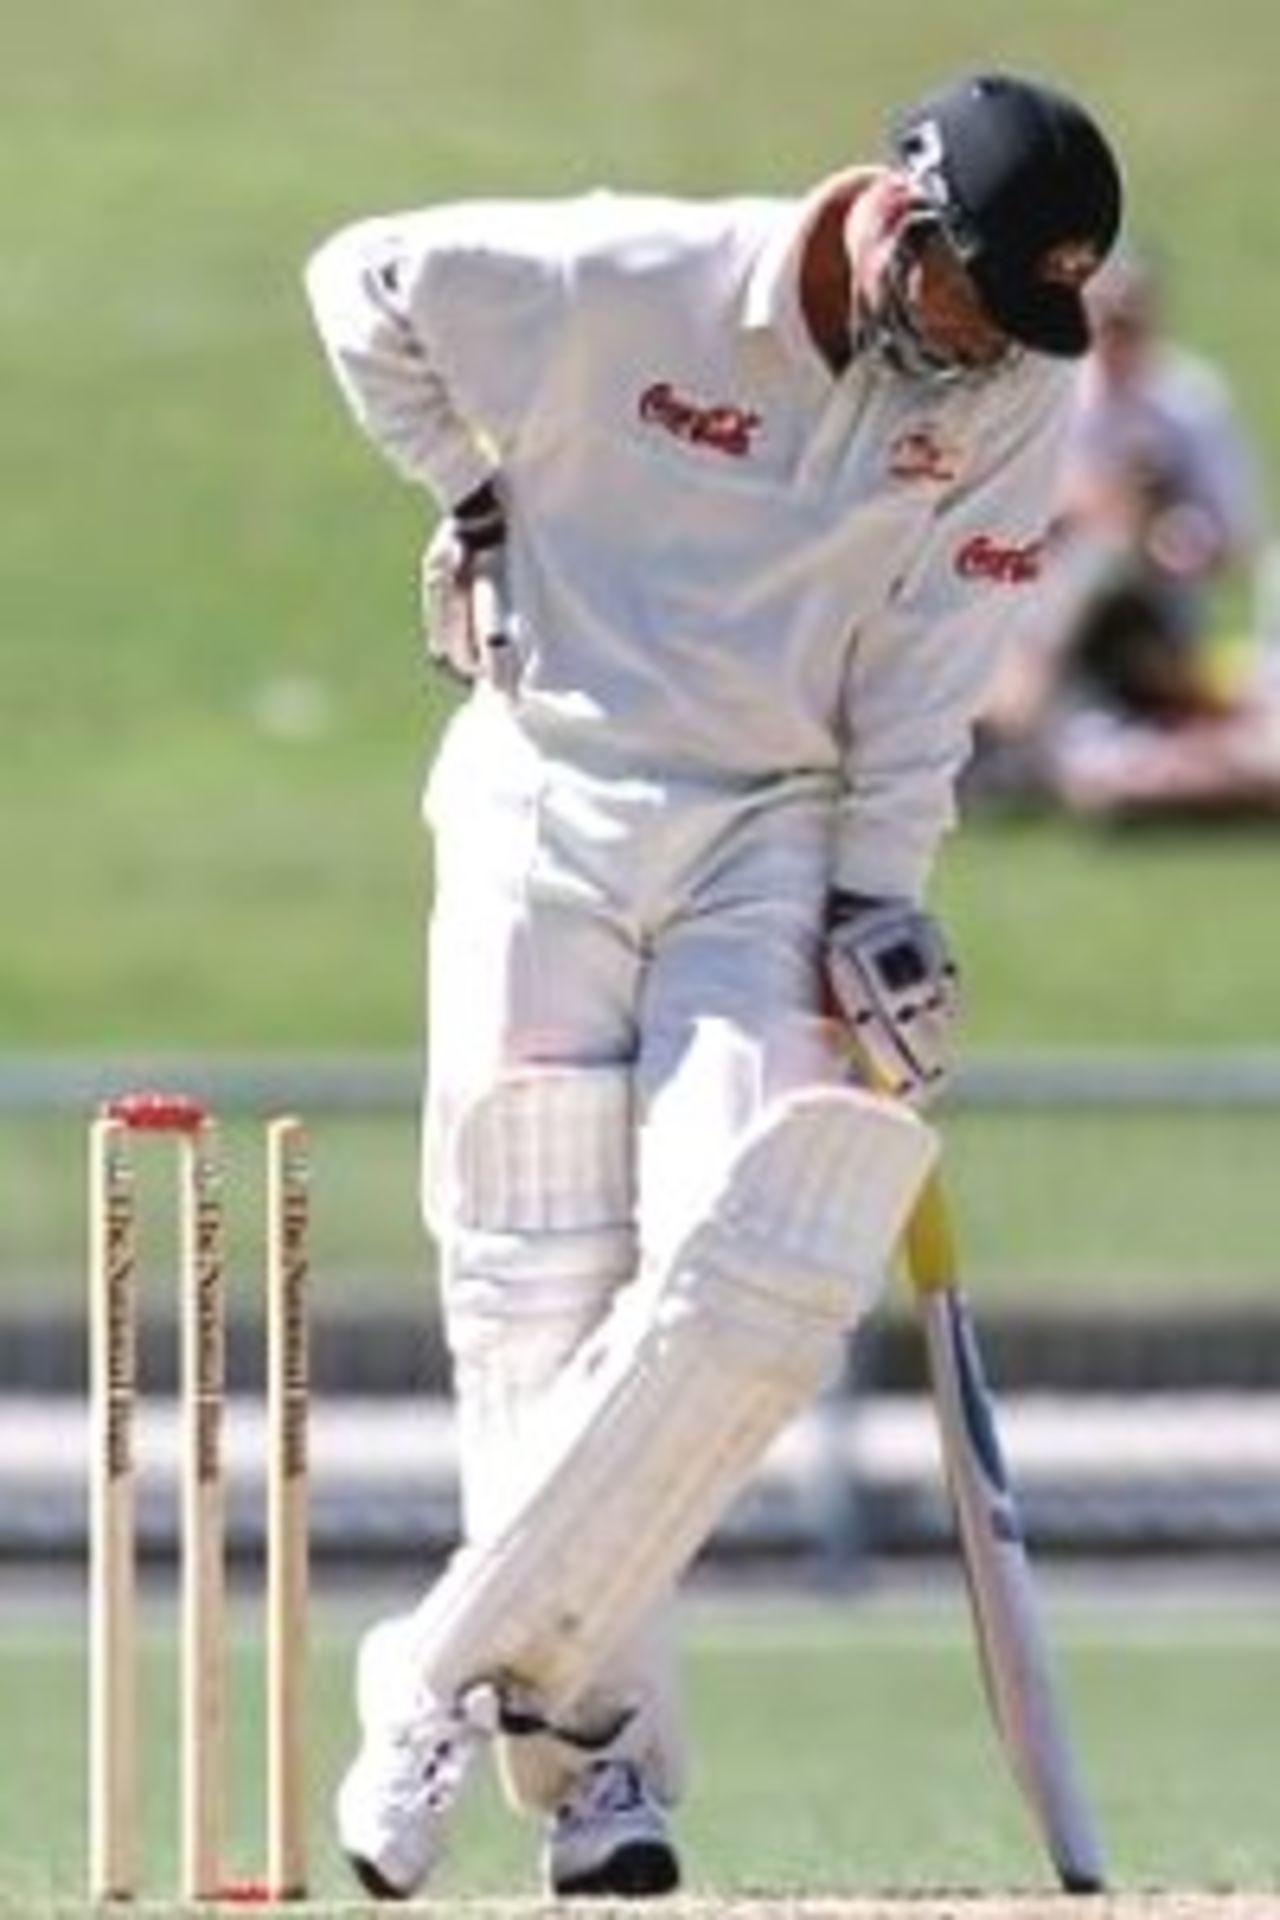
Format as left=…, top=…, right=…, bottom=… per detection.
left=335, top=1616, right=487, bottom=1899
left=544, top=1758, right=681, bottom=1898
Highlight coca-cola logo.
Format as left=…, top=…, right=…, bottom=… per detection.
left=638, top=381, right=761, bottom=460
left=955, top=533, right=1045, bottom=585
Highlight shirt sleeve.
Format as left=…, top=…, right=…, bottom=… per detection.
left=833, top=361, right=1074, bottom=903
left=303, top=200, right=576, bottom=508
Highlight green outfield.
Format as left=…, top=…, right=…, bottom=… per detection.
left=2, top=1589, right=1278, bottom=1910
left=4, top=0, right=1280, bottom=1057
left=4, top=1098, right=1280, bottom=1312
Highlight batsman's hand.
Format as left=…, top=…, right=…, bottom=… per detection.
left=825, top=894, right=960, bottom=1106
left=420, top=479, right=519, bottom=692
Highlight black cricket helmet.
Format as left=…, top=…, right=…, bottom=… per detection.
left=889, top=72, right=1123, bottom=356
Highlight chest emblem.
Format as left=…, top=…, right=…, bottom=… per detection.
left=887, top=424, right=960, bottom=485
left=638, top=381, right=762, bottom=460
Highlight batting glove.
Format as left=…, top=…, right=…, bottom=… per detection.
left=825, top=893, right=960, bottom=1105
left=420, top=479, right=518, bottom=691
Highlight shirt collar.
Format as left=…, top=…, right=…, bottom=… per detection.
left=740, top=168, right=878, bottom=380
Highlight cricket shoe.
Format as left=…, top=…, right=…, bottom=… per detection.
left=543, top=1758, right=681, bottom=1897
left=336, top=1615, right=490, bottom=1899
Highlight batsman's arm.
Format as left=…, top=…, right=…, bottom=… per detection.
left=304, top=201, right=574, bottom=508
left=830, top=362, right=1074, bottom=909
left=303, top=215, right=498, bottom=508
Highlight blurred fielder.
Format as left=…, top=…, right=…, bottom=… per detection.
left=304, top=70, right=1122, bottom=1901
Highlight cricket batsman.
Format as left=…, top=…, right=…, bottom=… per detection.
left=304, top=70, right=1123, bottom=1899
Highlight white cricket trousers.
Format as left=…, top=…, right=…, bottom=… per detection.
left=420, top=691, right=843, bottom=1811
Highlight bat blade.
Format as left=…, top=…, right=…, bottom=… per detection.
left=920, top=1278, right=1106, bottom=1892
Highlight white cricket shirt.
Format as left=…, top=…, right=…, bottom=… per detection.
left=306, top=187, right=1073, bottom=899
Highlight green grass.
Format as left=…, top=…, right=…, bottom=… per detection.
left=937, top=821, right=1280, bottom=1052
left=5, top=0, right=1280, bottom=1054
left=944, top=1106, right=1280, bottom=1303
left=4, top=1103, right=1279, bottom=1312
left=2, top=1589, right=1278, bottom=1908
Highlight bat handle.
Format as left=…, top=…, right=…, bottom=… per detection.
left=840, top=1029, right=956, bottom=1297
left=903, top=1167, right=958, bottom=1295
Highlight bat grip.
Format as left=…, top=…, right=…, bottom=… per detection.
left=903, top=1169, right=959, bottom=1295
left=840, top=1032, right=957, bottom=1296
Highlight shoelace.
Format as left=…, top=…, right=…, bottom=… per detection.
left=387, top=1673, right=635, bottom=1820
left=373, top=1680, right=501, bottom=1819
left=384, top=1715, right=475, bottom=1814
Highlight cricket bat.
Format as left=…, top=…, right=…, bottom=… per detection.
left=904, top=1168, right=1106, bottom=1892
